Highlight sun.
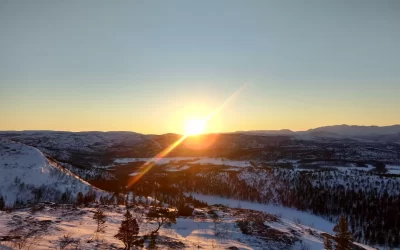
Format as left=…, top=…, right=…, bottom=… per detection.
left=184, top=119, right=206, bottom=136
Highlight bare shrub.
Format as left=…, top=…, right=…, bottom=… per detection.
left=58, top=234, right=80, bottom=250
left=8, top=227, right=42, bottom=250
left=5, top=214, right=51, bottom=250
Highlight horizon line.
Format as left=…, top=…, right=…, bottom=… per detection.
left=0, top=123, right=400, bottom=135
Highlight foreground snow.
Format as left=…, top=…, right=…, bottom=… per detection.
left=0, top=205, right=283, bottom=249
left=0, top=202, right=378, bottom=250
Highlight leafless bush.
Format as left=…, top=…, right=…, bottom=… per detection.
left=8, top=227, right=43, bottom=250
left=58, top=234, right=80, bottom=250
left=132, top=207, right=146, bottom=226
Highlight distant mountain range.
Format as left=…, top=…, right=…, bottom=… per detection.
left=1, top=125, right=400, bottom=149
left=235, top=124, right=400, bottom=141
left=3, top=124, right=400, bottom=137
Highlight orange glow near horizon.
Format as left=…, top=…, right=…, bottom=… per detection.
left=126, top=84, right=248, bottom=187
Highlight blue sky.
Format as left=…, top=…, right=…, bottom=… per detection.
left=0, top=0, right=399, bottom=133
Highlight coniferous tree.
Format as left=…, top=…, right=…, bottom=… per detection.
left=76, top=192, right=84, bottom=206
left=333, top=216, right=353, bottom=250
left=114, top=210, right=141, bottom=249
left=93, top=207, right=106, bottom=233
left=84, top=190, right=96, bottom=206
left=0, top=196, right=4, bottom=211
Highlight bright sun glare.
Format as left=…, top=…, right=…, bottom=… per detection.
left=184, top=119, right=206, bottom=136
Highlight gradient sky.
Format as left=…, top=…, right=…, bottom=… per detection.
left=1, top=0, right=399, bottom=134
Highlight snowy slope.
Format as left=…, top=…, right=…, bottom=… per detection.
left=185, top=194, right=376, bottom=250
left=0, top=139, right=106, bottom=206
left=0, top=202, right=377, bottom=250
left=187, top=193, right=335, bottom=233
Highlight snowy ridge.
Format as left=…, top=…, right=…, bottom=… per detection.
left=0, top=202, right=375, bottom=250
left=0, top=139, right=107, bottom=206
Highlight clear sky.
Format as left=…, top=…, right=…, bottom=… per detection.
left=1, top=0, right=399, bottom=134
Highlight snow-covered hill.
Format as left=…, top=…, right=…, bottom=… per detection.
left=0, top=202, right=375, bottom=250
left=308, top=125, right=400, bottom=137
left=0, top=139, right=106, bottom=206
left=235, top=124, right=400, bottom=143
left=0, top=131, right=146, bottom=160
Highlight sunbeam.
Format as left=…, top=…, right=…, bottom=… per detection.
left=126, top=84, right=248, bottom=187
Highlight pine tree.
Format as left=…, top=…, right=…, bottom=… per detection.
left=93, top=207, right=106, bottom=233
left=324, top=236, right=333, bottom=250
left=114, top=210, right=141, bottom=249
left=0, top=196, right=4, bottom=211
left=333, top=215, right=353, bottom=250
left=76, top=192, right=84, bottom=206
left=84, top=190, right=96, bottom=206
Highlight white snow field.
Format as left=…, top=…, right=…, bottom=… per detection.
left=165, top=165, right=191, bottom=172
left=114, top=157, right=251, bottom=167
left=0, top=139, right=106, bottom=206
left=187, top=193, right=335, bottom=233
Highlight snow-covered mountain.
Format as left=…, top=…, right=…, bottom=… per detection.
left=308, top=124, right=400, bottom=136
left=0, top=139, right=106, bottom=206
left=235, top=124, right=400, bottom=142
left=0, top=131, right=145, bottom=152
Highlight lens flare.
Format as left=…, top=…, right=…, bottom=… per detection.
left=126, top=83, right=249, bottom=188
